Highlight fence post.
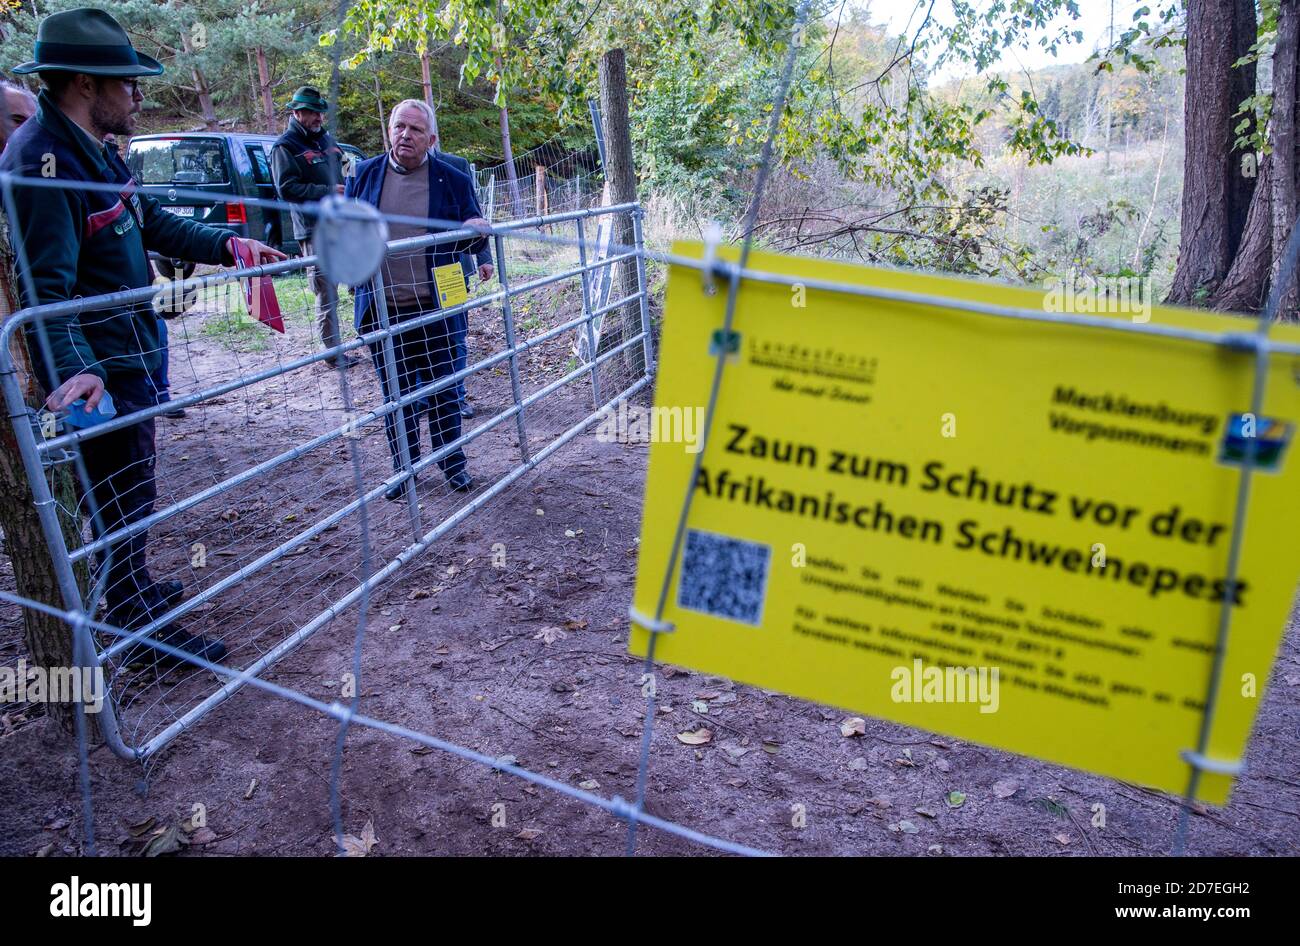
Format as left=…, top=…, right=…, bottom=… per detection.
left=575, top=216, right=603, bottom=407
left=369, top=270, right=422, bottom=537
left=632, top=206, right=655, bottom=377
left=493, top=232, right=532, bottom=462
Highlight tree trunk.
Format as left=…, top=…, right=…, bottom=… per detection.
left=496, top=0, right=523, bottom=216
left=373, top=65, right=389, bottom=150
left=1212, top=150, right=1274, bottom=312
left=499, top=106, right=523, bottom=216
left=0, top=212, right=96, bottom=740
left=1227, top=0, right=1259, bottom=255
left=598, top=48, right=644, bottom=375
left=1270, top=0, right=1300, bottom=317
left=181, top=30, right=219, bottom=130
left=420, top=48, right=440, bottom=138
left=1167, top=0, right=1255, bottom=303
left=255, top=47, right=276, bottom=135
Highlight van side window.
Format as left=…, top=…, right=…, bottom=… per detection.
left=248, top=145, right=273, bottom=185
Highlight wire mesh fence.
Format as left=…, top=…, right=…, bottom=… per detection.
left=475, top=139, right=606, bottom=223
left=0, top=181, right=652, bottom=766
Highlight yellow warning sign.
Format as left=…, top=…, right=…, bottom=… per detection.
left=629, top=241, right=1300, bottom=804
left=434, top=262, right=468, bottom=309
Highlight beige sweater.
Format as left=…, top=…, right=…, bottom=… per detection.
left=378, top=160, right=434, bottom=312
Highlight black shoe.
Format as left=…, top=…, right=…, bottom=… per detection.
left=460, top=402, right=476, bottom=419
left=161, top=406, right=186, bottom=419
left=385, top=478, right=414, bottom=502
left=446, top=471, right=474, bottom=492
left=155, top=580, right=185, bottom=608
left=119, top=624, right=227, bottom=668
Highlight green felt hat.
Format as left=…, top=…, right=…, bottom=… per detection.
left=12, top=8, right=163, bottom=78
left=287, top=86, right=329, bottom=113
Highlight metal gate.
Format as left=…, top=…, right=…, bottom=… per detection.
left=0, top=201, right=654, bottom=761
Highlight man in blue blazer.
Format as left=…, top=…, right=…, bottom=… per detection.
left=433, top=147, right=494, bottom=419
left=344, top=100, right=488, bottom=498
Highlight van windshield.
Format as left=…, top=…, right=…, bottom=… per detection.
left=127, top=138, right=228, bottom=185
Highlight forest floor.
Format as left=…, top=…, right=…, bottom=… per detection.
left=1, top=252, right=1298, bottom=857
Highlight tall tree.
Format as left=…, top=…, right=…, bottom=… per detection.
left=1166, top=0, right=1258, bottom=305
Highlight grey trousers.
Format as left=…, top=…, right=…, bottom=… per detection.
left=299, top=237, right=342, bottom=352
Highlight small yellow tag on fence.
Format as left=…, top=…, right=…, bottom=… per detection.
left=434, top=263, right=468, bottom=309
left=630, top=240, right=1300, bottom=804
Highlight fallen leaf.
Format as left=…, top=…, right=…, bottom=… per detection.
left=534, top=627, right=567, bottom=645
left=839, top=717, right=866, bottom=738
left=721, top=743, right=751, bottom=761
left=992, top=779, right=1019, bottom=799
left=190, top=827, right=217, bottom=845
left=516, top=827, right=543, bottom=841
left=578, top=779, right=600, bottom=790
left=897, top=820, right=920, bottom=834
left=677, top=728, right=713, bottom=745
left=1054, top=833, right=1071, bottom=845
left=927, top=844, right=944, bottom=855
left=127, top=817, right=157, bottom=838
left=847, top=758, right=869, bottom=771
left=947, top=790, right=967, bottom=809
left=339, top=819, right=378, bottom=857
left=141, top=824, right=186, bottom=857
left=564, top=529, right=577, bottom=538
left=691, top=700, right=709, bottom=714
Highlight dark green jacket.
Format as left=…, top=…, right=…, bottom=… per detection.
left=0, top=90, right=232, bottom=389
left=270, top=118, right=344, bottom=241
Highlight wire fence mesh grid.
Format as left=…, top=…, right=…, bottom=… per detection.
left=0, top=180, right=654, bottom=765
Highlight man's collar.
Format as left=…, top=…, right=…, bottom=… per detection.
left=387, top=149, right=429, bottom=175
left=289, top=116, right=325, bottom=139
left=34, top=89, right=108, bottom=173
left=68, top=115, right=102, bottom=150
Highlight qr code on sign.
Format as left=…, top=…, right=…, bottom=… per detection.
left=677, top=529, right=771, bottom=626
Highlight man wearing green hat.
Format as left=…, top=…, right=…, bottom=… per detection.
left=270, top=86, right=357, bottom=368
left=1, top=8, right=287, bottom=667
